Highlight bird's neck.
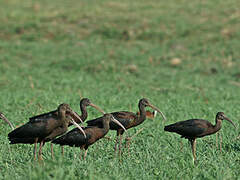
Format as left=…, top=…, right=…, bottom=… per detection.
left=213, top=119, right=222, bottom=133
left=135, top=103, right=146, bottom=126
left=80, top=104, right=88, bottom=121
left=59, top=111, right=66, bottom=123
left=102, top=121, right=110, bottom=135
left=59, top=111, right=65, bottom=119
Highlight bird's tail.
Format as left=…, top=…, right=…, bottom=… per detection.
left=164, top=124, right=176, bottom=132
left=86, top=119, right=100, bottom=127
left=52, top=136, right=66, bottom=145
left=8, top=125, right=27, bottom=139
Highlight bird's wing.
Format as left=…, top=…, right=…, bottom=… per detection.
left=112, top=111, right=136, bottom=120
left=86, top=111, right=136, bottom=129
left=164, top=119, right=207, bottom=138
left=109, top=111, right=136, bottom=129
left=29, top=110, right=58, bottom=123
left=52, top=127, right=91, bottom=147
left=8, top=121, right=49, bottom=143
left=86, top=116, right=104, bottom=128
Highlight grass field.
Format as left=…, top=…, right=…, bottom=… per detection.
left=0, top=0, right=240, bottom=179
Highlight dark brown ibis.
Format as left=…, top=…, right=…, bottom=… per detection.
left=164, top=112, right=236, bottom=161
left=0, top=112, right=14, bottom=130
left=69, top=98, right=105, bottom=125
left=86, top=98, right=166, bottom=154
left=52, top=113, right=127, bottom=159
left=60, top=98, right=105, bottom=155
left=8, top=103, right=85, bottom=161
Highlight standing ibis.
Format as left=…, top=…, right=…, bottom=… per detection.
left=0, top=112, right=14, bottom=130
left=60, top=98, right=105, bottom=155
left=86, top=98, right=166, bottom=154
left=52, top=113, right=127, bottom=159
left=164, top=112, right=236, bottom=161
left=8, top=103, right=86, bottom=161
left=68, top=98, right=105, bottom=125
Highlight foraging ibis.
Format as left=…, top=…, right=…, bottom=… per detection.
left=59, top=98, right=105, bottom=155
left=8, top=103, right=85, bottom=160
left=86, top=98, right=166, bottom=154
left=52, top=113, right=127, bottom=159
left=164, top=112, right=236, bottom=161
left=69, top=98, right=105, bottom=125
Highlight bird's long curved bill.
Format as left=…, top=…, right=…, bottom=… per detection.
left=69, top=117, right=87, bottom=138
left=224, top=116, right=236, bottom=128
left=148, top=104, right=166, bottom=121
left=70, top=111, right=84, bottom=124
left=0, top=113, right=14, bottom=130
left=89, top=103, right=105, bottom=114
left=111, top=116, right=127, bottom=133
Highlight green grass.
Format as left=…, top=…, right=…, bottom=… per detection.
left=0, top=0, right=240, bottom=179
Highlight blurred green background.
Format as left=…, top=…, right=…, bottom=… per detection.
left=0, top=0, right=240, bottom=179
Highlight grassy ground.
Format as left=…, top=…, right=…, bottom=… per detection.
left=0, top=0, right=240, bottom=179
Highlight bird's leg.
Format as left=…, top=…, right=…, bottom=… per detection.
left=190, top=139, right=196, bottom=162
left=125, top=136, right=131, bottom=156
left=83, top=149, right=88, bottom=160
left=220, top=132, right=222, bottom=152
left=180, top=140, right=183, bottom=152
left=216, top=132, right=218, bottom=150
left=79, top=148, right=82, bottom=160
left=61, top=146, right=64, bottom=156
left=125, top=128, right=144, bottom=156
left=38, top=141, right=44, bottom=161
left=34, top=138, right=38, bottom=161
left=127, top=138, right=130, bottom=156
left=51, top=143, right=54, bottom=159
left=119, top=134, right=122, bottom=156
left=114, top=135, right=119, bottom=153
left=193, top=139, right=196, bottom=161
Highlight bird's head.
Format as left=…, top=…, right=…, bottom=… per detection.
left=103, top=114, right=127, bottom=133
left=58, top=103, right=83, bottom=123
left=58, top=103, right=71, bottom=114
left=216, top=112, right=236, bottom=128
left=80, top=98, right=91, bottom=106
left=139, top=98, right=151, bottom=107
left=139, top=98, right=166, bottom=121
left=80, top=98, right=105, bottom=114
left=58, top=103, right=87, bottom=137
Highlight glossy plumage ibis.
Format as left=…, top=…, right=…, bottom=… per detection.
left=86, top=98, right=166, bottom=154
left=69, top=98, right=105, bottom=125
left=0, top=112, right=14, bottom=130
left=52, top=113, right=127, bottom=159
left=8, top=103, right=85, bottom=160
left=164, top=112, right=236, bottom=161
left=60, top=98, right=105, bottom=155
